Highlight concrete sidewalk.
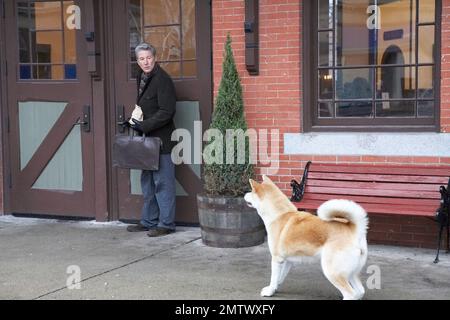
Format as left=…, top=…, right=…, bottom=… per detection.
left=1, top=215, right=449, bottom=300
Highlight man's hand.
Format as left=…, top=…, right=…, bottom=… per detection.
left=131, top=118, right=144, bottom=134
left=118, top=118, right=131, bottom=128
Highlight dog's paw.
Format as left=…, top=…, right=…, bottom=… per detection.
left=260, top=286, right=276, bottom=297
left=353, top=292, right=365, bottom=300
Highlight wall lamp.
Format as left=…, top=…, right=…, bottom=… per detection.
left=244, top=0, right=259, bottom=75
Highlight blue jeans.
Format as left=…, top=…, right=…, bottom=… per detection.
left=140, top=154, right=176, bottom=231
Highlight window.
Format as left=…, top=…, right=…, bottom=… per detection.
left=128, top=0, right=196, bottom=79
left=305, top=0, right=440, bottom=131
left=17, top=1, right=77, bottom=80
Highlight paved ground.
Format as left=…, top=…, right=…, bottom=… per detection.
left=1, top=215, right=449, bottom=301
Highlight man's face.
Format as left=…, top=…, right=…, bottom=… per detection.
left=137, top=50, right=156, bottom=74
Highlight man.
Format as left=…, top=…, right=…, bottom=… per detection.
left=126, top=43, right=177, bottom=237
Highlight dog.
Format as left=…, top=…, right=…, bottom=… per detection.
left=244, top=175, right=368, bottom=300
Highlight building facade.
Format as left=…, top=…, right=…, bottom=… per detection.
left=0, top=0, right=449, bottom=248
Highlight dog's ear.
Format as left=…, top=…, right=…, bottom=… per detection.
left=249, top=179, right=263, bottom=194
left=249, top=179, right=259, bottom=191
left=262, top=175, right=274, bottom=184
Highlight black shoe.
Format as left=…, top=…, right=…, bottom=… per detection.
left=147, top=227, right=174, bottom=237
left=126, top=223, right=150, bottom=232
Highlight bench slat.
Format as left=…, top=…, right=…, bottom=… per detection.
left=310, top=164, right=450, bottom=176
left=305, top=186, right=440, bottom=199
left=307, top=179, right=441, bottom=192
left=294, top=200, right=436, bottom=217
left=301, top=193, right=439, bottom=207
left=307, top=172, right=449, bottom=184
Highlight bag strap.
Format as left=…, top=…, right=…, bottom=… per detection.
left=127, top=127, right=163, bottom=149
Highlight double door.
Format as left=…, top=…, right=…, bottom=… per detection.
left=2, top=0, right=211, bottom=223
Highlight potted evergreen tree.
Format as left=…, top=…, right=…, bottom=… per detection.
left=197, top=34, right=265, bottom=248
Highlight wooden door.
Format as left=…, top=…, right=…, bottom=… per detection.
left=111, top=0, right=211, bottom=224
left=5, top=0, right=96, bottom=217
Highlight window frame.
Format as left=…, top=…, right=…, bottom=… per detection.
left=303, top=0, right=442, bottom=132
left=16, top=0, right=79, bottom=81
left=128, top=0, right=197, bottom=80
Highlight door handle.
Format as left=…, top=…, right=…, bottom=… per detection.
left=117, top=105, right=126, bottom=133
left=75, top=105, right=91, bottom=133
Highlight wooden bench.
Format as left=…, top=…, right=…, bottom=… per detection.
left=290, top=161, right=450, bottom=262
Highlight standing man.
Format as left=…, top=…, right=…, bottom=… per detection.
left=126, top=43, right=177, bottom=237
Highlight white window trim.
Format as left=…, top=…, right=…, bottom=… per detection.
left=284, top=133, right=450, bottom=157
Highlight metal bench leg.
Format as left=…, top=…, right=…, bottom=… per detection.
left=434, top=223, right=444, bottom=264
left=446, top=219, right=450, bottom=253
left=435, top=185, right=449, bottom=263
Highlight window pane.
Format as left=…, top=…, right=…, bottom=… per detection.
left=377, top=67, right=416, bottom=99
left=318, top=0, right=333, bottom=29
left=319, top=102, right=334, bottom=118
left=19, top=101, right=67, bottom=170
left=378, top=0, right=416, bottom=66
left=33, top=126, right=83, bottom=191
left=418, top=66, right=434, bottom=99
left=336, top=68, right=372, bottom=100
left=31, top=1, right=62, bottom=30
left=144, top=26, right=181, bottom=62
left=20, top=65, right=32, bottom=79
left=183, top=61, right=196, bottom=78
left=143, top=0, right=180, bottom=26
left=376, top=101, right=415, bottom=117
left=319, top=69, right=333, bottom=99
left=173, top=101, right=202, bottom=187
left=182, top=0, right=196, bottom=60
left=130, top=63, right=140, bottom=79
left=18, top=2, right=31, bottom=62
left=379, top=43, right=408, bottom=66
left=19, top=28, right=30, bottom=63
left=336, top=0, right=371, bottom=66
left=32, top=31, right=63, bottom=64
left=418, top=26, right=434, bottom=64
left=336, top=101, right=373, bottom=117
left=63, top=28, right=77, bottom=64
left=319, top=31, right=333, bottom=67
left=419, top=0, right=435, bottom=23
left=34, top=64, right=64, bottom=80
left=418, top=101, right=434, bottom=118
left=129, top=0, right=142, bottom=60
left=64, top=64, right=77, bottom=79
left=161, top=62, right=181, bottom=78
left=63, top=1, right=77, bottom=64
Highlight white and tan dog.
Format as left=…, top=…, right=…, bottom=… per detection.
left=244, top=175, right=368, bottom=300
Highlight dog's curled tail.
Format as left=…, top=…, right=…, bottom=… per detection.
left=317, top=199, right=368, bottom=239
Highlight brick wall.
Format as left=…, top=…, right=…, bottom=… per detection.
left=441, top=0, right=450, bottom=132
left=368, top=215, right=440, bottom=249
left=212, top=0, right=302, bottom=190
left=212, top=0, right=450, bottom=248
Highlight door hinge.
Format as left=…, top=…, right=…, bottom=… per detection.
left=4, top=60, right=7, bottom=77
left=8, top=171, right=12, bottom=189
left=1, top=0, right=5, bottom=19
left=7, top=115, right=10, bottom=133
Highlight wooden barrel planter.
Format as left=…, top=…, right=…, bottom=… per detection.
left=197, top=194, right=266, bottom=248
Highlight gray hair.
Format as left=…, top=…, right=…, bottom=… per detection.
left=135, top=43, right=156, bottom=58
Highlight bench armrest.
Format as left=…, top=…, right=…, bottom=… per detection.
left=290, top=161, right=312, bottom=202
